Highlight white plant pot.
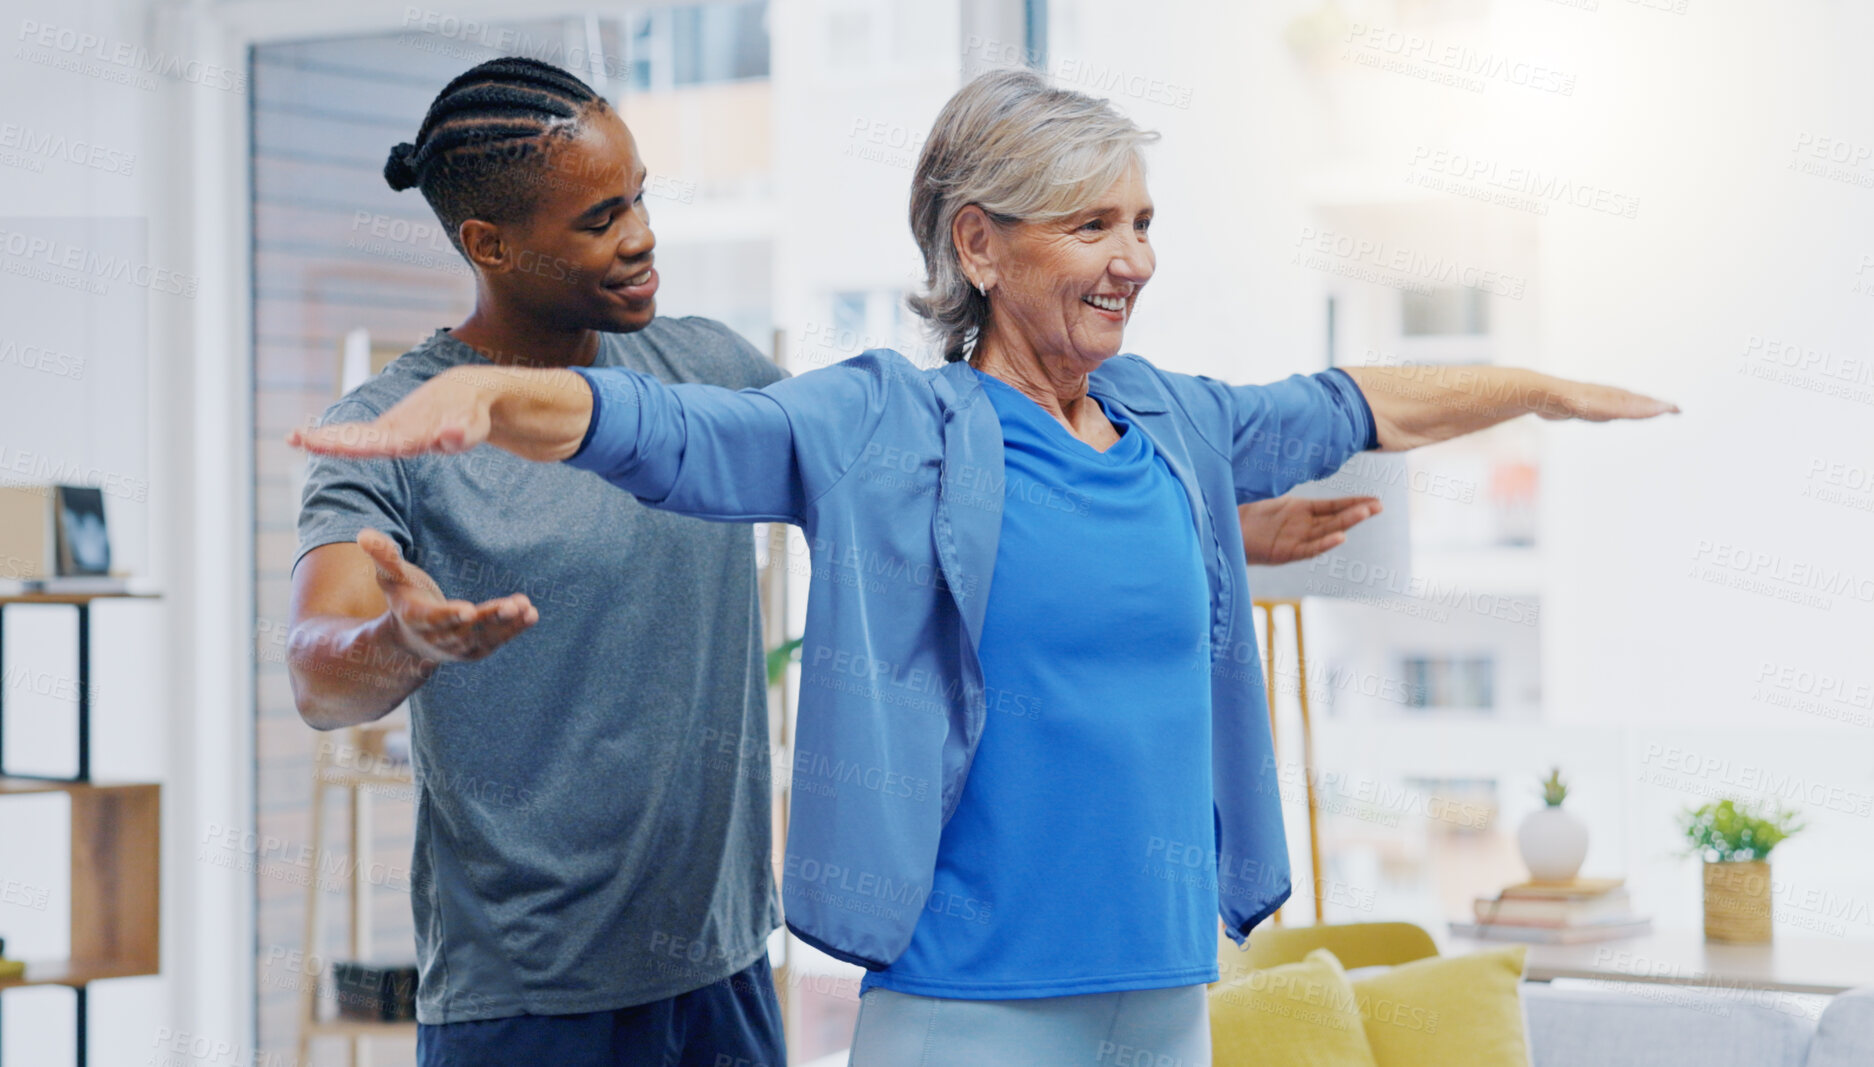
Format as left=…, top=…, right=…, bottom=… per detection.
left=1518, top=805, right=1589, bottom=882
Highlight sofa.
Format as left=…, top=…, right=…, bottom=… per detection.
left=1522, top=981, right=1874, bottom=1067
left=805, top=983, right=1874, bottom=1066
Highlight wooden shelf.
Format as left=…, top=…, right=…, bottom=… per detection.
left=0, top=591, right=161, bottom=606
left=0, top=780, right=161, bottom=991
left=0, top=957, right=159, bottom=990
left=299, top=723, right=415, bottom=1059
left=0, top=776, right=160, bottom=795
left=0, top=586, right=164, bottom=1066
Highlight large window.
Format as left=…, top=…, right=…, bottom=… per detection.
left=630, top=1, right=771, bottom=90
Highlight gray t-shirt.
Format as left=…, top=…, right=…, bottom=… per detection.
left=294, top=318, right=785, bottom=1023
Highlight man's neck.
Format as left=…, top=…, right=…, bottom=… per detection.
left=447, top=310, right=603, bottom=369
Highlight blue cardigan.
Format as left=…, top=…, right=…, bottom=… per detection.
left=566, top=350, right=1377, bottom=969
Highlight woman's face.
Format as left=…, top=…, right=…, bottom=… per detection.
left=983, top=159, right=1155, bottom=368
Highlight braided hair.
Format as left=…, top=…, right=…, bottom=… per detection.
left=384, top=57, right=606, bottom=256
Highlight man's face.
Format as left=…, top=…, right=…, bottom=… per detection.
left=488, top=105, right=660, bottom=334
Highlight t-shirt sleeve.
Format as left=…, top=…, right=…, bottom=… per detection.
left=688, top=317, right=790, bottom=388
left=748, top=351, right=791, bottom=388
left=293, top=397, right=416, bottom=575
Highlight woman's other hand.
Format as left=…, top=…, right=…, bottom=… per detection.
left=1239, top=495, right=1382, bottom=566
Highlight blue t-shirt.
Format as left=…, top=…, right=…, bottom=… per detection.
left=861, top=367, right=1218, bottom=999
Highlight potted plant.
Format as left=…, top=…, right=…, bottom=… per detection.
left=1517, top=767, right=1589, bottom=882
left=1681, top=797, right=1805, bottom=944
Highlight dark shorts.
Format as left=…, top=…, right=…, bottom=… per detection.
left=417, top=955, right=785, bottom=1067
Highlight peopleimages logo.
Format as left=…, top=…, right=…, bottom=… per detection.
left=1341, top=22, right=1577, bottom=96
left=0, top=337, right=85, bottom=380
left=792, top=748, right=930, bottom=802
left=0, top=122, right=136, bottom=176
left=1755, top=661, right=1874, bottom=711
left=1293, top=227, right=1527, bottom=298
left=398, top=7, right=630, bottom=82
left=1691, top=539, right=1874, bottom=604
left=1407, top=146, right=1640, bottom=220
left=1638, top=745, right=1874, bottom=817
left=785, top=855, right=925, bottom=906
left=1303, top=555, right=1541, bottom=625
left=15, top=19, right=246, bottom=93
left=0, top=225, right=197, bottom=297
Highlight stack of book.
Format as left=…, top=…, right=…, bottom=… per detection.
left=1451, top=877, right=1652, bottom=943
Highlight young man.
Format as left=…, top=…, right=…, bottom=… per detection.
left=289, top=58, right=786, bottom=1066
left=288, top=57, right=1377, bottom=1066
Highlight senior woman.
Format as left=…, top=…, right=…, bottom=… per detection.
left=293, top=70, right=1675, bottom=1063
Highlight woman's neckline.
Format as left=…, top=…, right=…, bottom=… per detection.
left=971, top=365, right=1137, bottom=460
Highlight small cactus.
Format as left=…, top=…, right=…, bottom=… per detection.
left=1539, top=767, right=1569, bottom=807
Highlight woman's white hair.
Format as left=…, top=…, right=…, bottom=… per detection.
left=907, top=68, right=1159, bottom=362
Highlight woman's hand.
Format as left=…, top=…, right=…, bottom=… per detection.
left=287, top=365, right=592, bottom=462
left=1344, top=365, right=1679, bottom=450
left=1535, top=380, right=1679, bottom=422
left=1239, top=495, right=1381, bottom=566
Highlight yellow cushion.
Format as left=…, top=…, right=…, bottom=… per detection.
left=1209, top=947, right=1380, bottom=1066
left=1348, top=945, right=1531, bottom=1067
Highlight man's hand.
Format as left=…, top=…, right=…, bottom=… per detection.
left=1239, top=495, right=1381, bottom=566
left=360, top=528, right=538, bottom=662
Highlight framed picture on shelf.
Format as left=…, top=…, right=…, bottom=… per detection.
left=54, top=485, right=111, bottom=576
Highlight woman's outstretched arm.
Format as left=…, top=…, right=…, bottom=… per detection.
left=288, top=364, right=594, bottom=461
left=287, top=362, right=806, bottom=520
left=1173, top=363, right=1677, bottom=503
left=1339, top=365, right=1678, bottom=451
left=288, top=356, right=892, bottom=523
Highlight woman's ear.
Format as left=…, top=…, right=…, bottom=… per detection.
left=952, top=204, right=997, bottom=291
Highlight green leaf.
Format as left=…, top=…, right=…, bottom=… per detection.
left=1679, top=796, right=1806, bottom=862
left=766, top=636, right=803, bottom=690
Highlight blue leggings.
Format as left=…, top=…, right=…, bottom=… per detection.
left=417, top=955, right=784, bottom=1067
left=848, top=984, right=1209, bottom=1066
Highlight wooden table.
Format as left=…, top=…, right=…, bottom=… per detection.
left=1441, top=928, right=1874, bottom=996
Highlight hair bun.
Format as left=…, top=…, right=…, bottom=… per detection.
left=383, top=142, right=420, bottom=191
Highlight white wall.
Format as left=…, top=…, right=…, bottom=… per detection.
left=1, top=0, right=260, bottom=1062
left=771, top=0, right=963, bottom=371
